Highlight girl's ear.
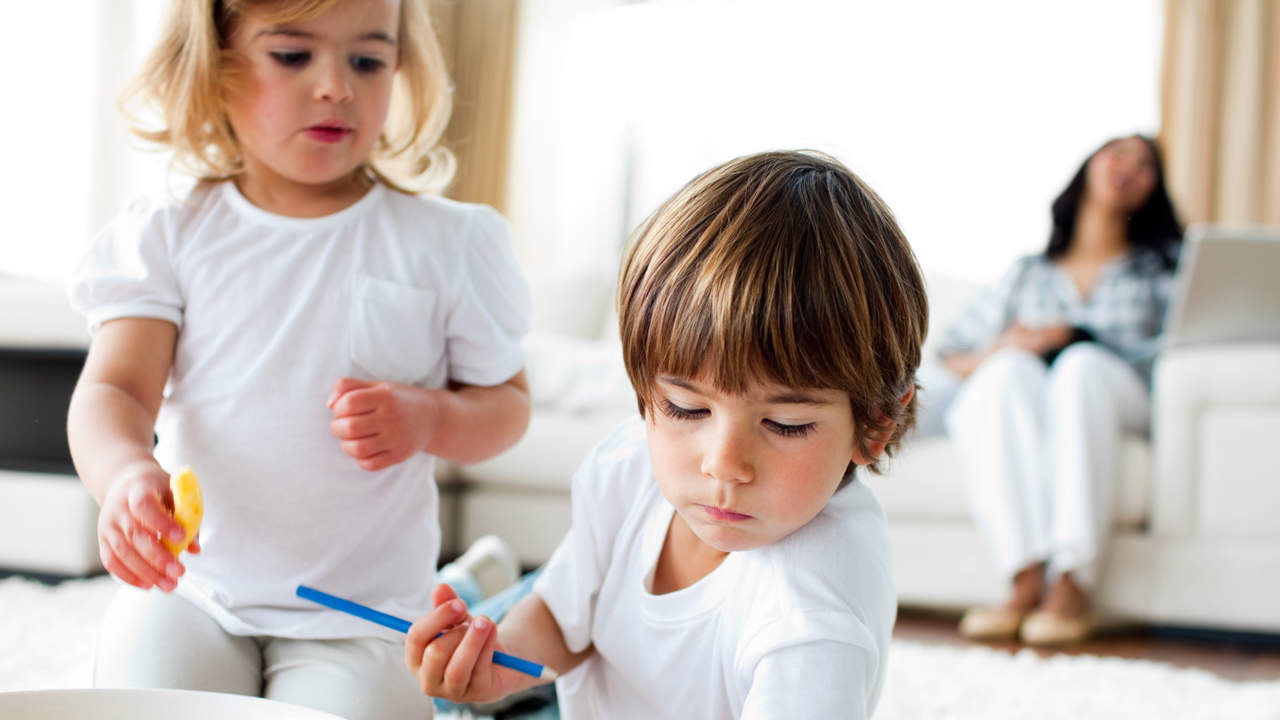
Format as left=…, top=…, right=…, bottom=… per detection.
left=850, top=387, right=915, bottom=465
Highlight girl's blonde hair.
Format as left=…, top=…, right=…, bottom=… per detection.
left=120, top=0, right=454, bottom=194
left=617, top=150, right=928, bottom=479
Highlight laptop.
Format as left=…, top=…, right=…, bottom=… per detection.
left=1163, top=224, right=1280, bottom=348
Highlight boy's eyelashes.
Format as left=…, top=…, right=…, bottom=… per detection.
left=658, top=398, right=815, bottom=438
left=765, top=419, right=815, bottom=438
left=660, top=398, right=708, bottom=421
left=268, top=50, right=388, bottom=73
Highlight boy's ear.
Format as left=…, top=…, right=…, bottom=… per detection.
left=850, top=387, right=915, bottom=465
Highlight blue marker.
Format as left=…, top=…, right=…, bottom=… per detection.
left=296, top=585, right=557, bottom=681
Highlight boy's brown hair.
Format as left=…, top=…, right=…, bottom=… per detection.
left=617, top=150, right=928, bottom=479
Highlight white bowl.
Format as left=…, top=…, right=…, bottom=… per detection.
left=0, top=689, right=347, bottom=719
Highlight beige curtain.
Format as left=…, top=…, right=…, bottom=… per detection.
left=433, top=0, right=521, bottom=214
left=1161, top=0, right=1280, bottom=225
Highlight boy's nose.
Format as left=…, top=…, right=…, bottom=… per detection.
left=700, top=424, right=755, bottom=485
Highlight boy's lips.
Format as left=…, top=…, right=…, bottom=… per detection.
left=701, top=505, right=752, bottom=522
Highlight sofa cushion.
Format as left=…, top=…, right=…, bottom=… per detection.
left=0, top=274, right=89, bottom=349
left=0, top=470, right=102, bottom=575
left=524, top=332, right=634, bottom=416
left=450, top=328, right=638, bottom=492
left=920, top=269, right=980, bottom=364
left=868, top=434, right=1151, bottom=529
left=525, top=263, right=616, bottom=340
left=1197, top=406, right=1280, bottom=539
left=454, top=408, right=639, bottom=492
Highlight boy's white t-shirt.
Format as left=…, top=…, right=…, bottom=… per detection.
left=69, top=181, right=531, bottom=639
left=533, top=419, right=896, bottom=720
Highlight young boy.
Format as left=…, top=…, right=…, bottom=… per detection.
left=406, top=150, right=928, bottom=718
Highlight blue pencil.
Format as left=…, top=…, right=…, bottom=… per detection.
left=296, top=585, right=557, bottom=681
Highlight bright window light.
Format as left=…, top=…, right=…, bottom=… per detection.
left=508, top=0, right=1163, bottom=283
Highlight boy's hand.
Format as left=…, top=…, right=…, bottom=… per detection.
left=328, top=378, right=440, bottom=471
left=406, top=584, right=523, bottom=704
left=97, top=461, right=191, bottom=592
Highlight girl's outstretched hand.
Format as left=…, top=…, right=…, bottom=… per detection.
left=328, top=378, right=440, bottom=471
left=406, top=584, right=523, bottom=705
left=97, top=461, right=192, bottom=592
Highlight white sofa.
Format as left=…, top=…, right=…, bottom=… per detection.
left=0, top=271, right=629, bottom=579
left=10, top=269, right=1280, bottom=635
left=0, top=275, right=100, bottom=576
left=875, top=345, right=1280, bottom=633
left=443, top=266, right=1280, bottom=634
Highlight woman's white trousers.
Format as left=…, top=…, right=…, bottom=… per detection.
left=944, top=343, right=1149, bottom=588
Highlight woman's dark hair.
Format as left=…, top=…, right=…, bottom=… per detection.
left=1045, top=135, right=1183, bottom=269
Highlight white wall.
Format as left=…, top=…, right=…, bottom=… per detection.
left=506, top=0, right=1164, bottom=285
left=2, top=5, right=96, bottom=283
left=1, top=2, right=171, bottom=284
left=1, top=1, right=1162, bottom=293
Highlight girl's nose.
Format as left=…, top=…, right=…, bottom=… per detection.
left=315, top=61, right=353, bottom=103
left=700, top=423, right=755, bottom=485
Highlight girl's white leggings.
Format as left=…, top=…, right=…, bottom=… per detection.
left=944, top=343, right=1149, bottom=589
left=93, top=584, right=437, bottom=719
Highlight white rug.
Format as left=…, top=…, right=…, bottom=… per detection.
left=4, top=575, right=1279, bottom=719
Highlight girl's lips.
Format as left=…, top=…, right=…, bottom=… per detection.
left=702, top=505, right=752, bottom=522
left=305, top=127, right=351, bottom=143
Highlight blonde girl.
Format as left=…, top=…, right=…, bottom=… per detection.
left=67, top=1, right=531, bottom=716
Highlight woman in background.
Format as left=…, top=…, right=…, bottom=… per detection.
left=938, top=135, right=1182, bottom=645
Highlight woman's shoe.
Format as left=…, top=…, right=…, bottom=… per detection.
left=958, top=605, right=1027, bottom=641
left=1019, top=609, right=1093, bottom=646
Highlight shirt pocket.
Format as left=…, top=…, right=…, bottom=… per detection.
left=348, top=273, right=441, bottom=386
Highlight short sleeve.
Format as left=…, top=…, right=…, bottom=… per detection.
left=531, top=421, right=644, bottom=654
left=67, top=195, right=183, bottom=334
left=445, top=205, right=532, bottom=386
left=531, top=448, right=611, bottom=654
left=935, top=256, right=1030, bottom=358
left=741, top=640, right=876, bottom=720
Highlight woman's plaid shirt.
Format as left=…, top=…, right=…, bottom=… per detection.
left=936, top=249, right=1176, bottom=386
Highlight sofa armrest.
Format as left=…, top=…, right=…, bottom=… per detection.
left=1151, top=343, right=1280, bottom=538
left=524, top=262, right=616, bottom=341
left=0, top=275, right=89, bottom=350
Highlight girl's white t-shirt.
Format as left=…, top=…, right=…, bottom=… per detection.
left=70, top=181, right=531, bottom=639
left=533, top=419, right=896, bottom=720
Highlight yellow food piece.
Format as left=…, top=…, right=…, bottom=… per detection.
left=163, top=466, right=203, bottom=555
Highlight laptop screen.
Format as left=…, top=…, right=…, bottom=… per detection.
left=1163, top=225, right=1280, bottom=348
